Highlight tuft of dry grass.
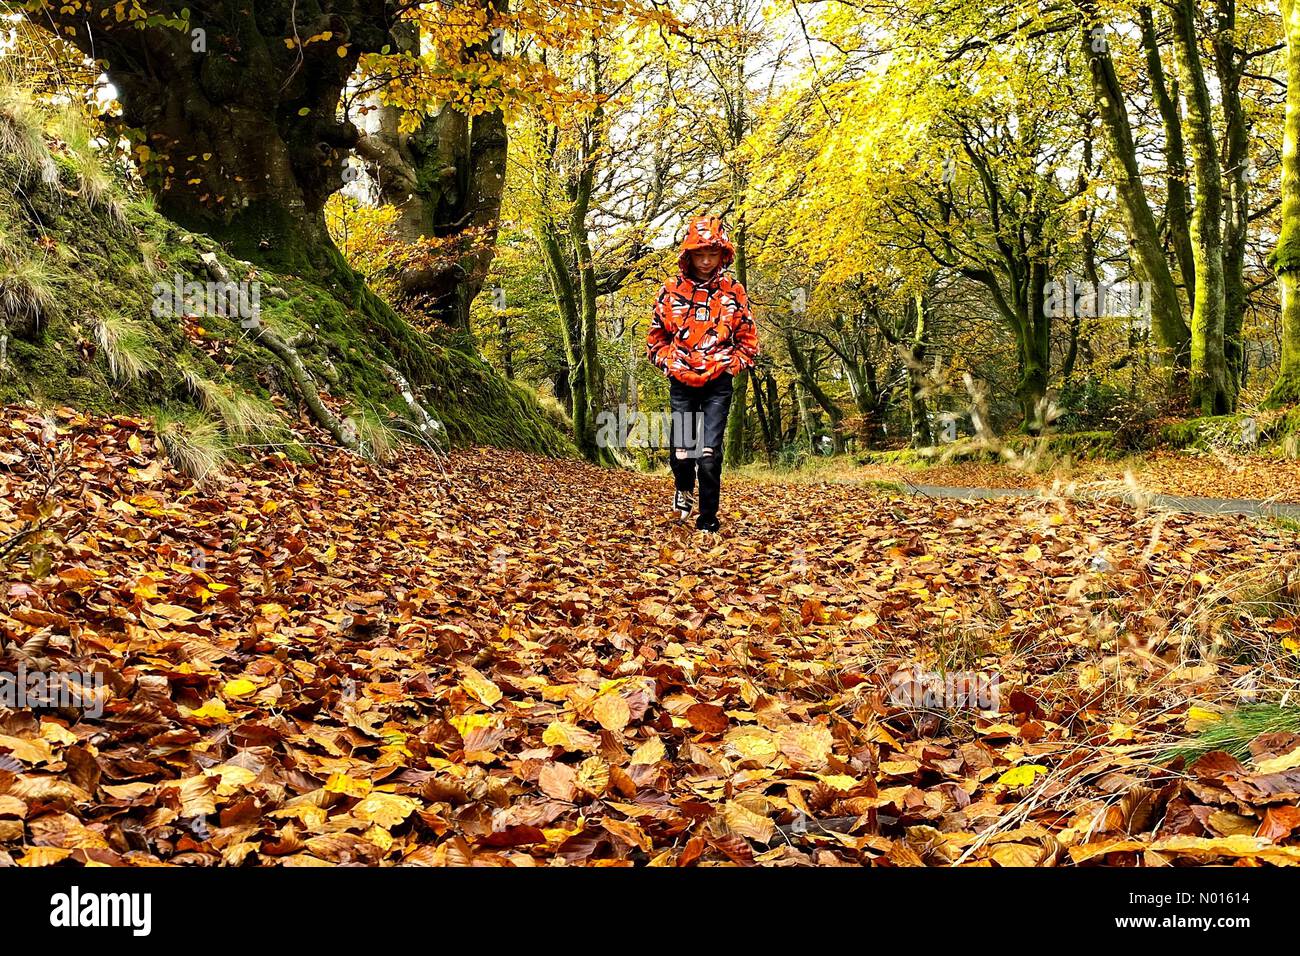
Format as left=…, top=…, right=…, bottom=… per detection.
left=179, top=366, right=283, bottom=442
left=0, top=255, right=58, bottom=335
left=52, top=110, right=128, bottom=227
left=347, top=408, right=398, bottom=463
left=94, top=312, right=158, bottom=384
left=0, top=71, right=57, bottom=187
left=154, top=411, right=225, bottom=482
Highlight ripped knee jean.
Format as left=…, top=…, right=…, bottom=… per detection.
left=667, top=372, right=734, bottom=525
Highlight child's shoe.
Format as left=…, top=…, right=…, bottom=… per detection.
left=673, top=490, right=694, bottom=520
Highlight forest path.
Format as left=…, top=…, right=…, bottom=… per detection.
left=3, top=407, right=1300, bottom=865
left=896, top=483, right=1300, bottom=520
left=847, top=450, right=1300, bottom=512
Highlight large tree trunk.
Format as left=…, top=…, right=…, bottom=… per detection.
left=537, top=215, right=599, bottom=457
left=1139, top=6, right=1197, bottom=311
left=762, top=367, right=785, bottom=447
left=749, top=364, right=777, bottom=461
left=785, top=329, right=844, bottom=451
left=1017, top=259, right=1052, bottom=431
left=793, top=380, right=817, bottom=448
left=381, top=103, right=506, bottom=331
left=1170, top=0, right=1236, bottom=414
left=722, top=52, right=752, bottom=464
left=28, top=0, right=393, bottom=267
left=1213, top=0, right=1251, bottom=389
left=1078, top=5, right=1192, bottom=381
left=1271, top=0, right=1300, bottom=406
left=1064, top=122, right=1100, bottom=385
left=959, top=249, right=1050, bottom=433
left=356, top=6, right=507, bottom=331
left=895, top=292, right=933, bottom=447
left=723, top=219, right=750, bottom=462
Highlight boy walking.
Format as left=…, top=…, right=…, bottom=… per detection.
left=646, top=216, right=760, bottom=532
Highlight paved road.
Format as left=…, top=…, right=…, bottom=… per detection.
left=898, top=483, right=1300, bottom=520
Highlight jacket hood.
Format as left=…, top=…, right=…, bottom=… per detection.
left=677, top=216, right=735, bottom=276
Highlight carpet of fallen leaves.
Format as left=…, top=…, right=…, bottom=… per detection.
left=855, top=450, right=1300, bottom=503
left=3, top=404, right=1300, bottom=867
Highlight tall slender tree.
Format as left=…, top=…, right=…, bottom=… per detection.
left=1272, top=0, right=1300, bottom=405
left=1170, top=0, right=1236, bottom=413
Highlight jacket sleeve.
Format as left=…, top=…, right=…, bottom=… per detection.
left=729, top=282, right=760, bottom=372
left=646, top=287, right=675, bottom=373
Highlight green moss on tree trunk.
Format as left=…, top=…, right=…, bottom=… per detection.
left=1269, top=0, right=1300, bottom=407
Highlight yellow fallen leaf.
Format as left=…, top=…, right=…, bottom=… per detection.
left=18, top=847, right=72, bottom=867
left=460, top=666, right=502, bottom=707
left=593, top=693, right=631, bottom=732
left=998, top=764, right=1049, bottom=787
left=353, top=792, right=419, bottom=828
left=723, top=801, right=775, bottom=843
left=850, top=610, right=878, bottom=630
left=778, top=723, right=833, bottom=771
left=141, top=602, right=199, bottom=626
left=222, top=678, right=257, bottom=699
left=724, top=726, right=779, bottom=765
left=1255, top=745, right=1300, bottom=774
left=603, top=817, right=652, bottom=852
left=988, top=842, right=1041, bottom=867
left=206, top=764, right=257, bottom=797
left=40, top=722, right=78, bottom=746
left=1149, top=834, right=1300, bottom=864
left=324, top=772, right=372, bottom=798
left=575, top=757, right=610, bottom=797
left=541, top=721, right=599, bottom=753
left=1107, top=721, right=1136, bottom=742
left=184, top=699, right=233, bottom=723
left=814, top=774, right=860, bottom=792
left=630, top=736, right=666, bottom=765
left=0, top=734, right=52, bottom=764
left=1185, top=706, right=1222, bottom=731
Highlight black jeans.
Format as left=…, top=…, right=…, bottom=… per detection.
left=668, top=373, right=734, bottom=528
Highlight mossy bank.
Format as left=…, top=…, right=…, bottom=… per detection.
left=0, top=89, right=574, bottom=472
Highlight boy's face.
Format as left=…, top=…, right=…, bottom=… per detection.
left=689, top=248, right=722, bottom=277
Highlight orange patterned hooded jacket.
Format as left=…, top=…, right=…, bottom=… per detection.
left=646, top=217, right=760, bottom=387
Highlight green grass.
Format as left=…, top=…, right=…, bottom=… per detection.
left=1161, top=704, right=1300, bottom=762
